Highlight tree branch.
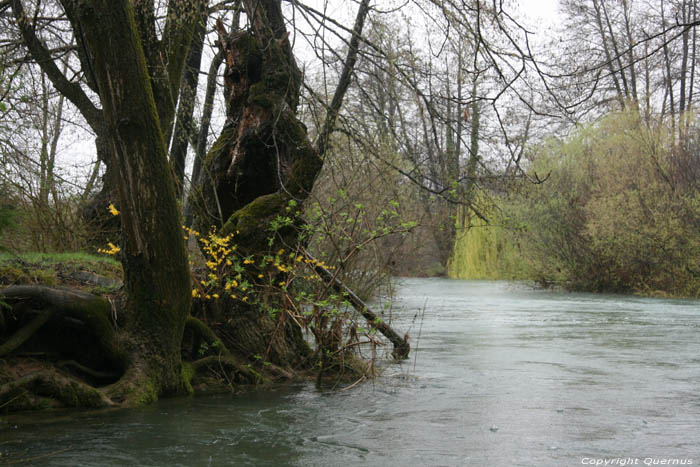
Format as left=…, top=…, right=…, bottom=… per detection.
left=315, top=0, right=371, bottom=158
left=12, top=0, right=102, bottom=130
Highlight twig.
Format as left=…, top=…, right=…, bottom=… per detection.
left=413, top=298, right=427, bottom=373
left=340, top=375, right=366, bottom=392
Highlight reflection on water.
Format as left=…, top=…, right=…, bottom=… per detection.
left=2, top=279, right=700, bottom=466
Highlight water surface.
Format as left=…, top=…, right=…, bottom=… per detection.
left=2, top=279, right=699, bottom=466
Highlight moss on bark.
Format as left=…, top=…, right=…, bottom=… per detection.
left=76, top=0, right=191, bottom=398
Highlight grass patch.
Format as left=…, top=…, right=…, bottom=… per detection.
left=0, top=252, right=120, bottom=267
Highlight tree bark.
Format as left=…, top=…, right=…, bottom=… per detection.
left=75, top=0, right=191, bottom=399
left=171, top=15, right=207, bottom=198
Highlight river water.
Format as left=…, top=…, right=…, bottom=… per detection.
left=2, top=279, right=700, bottom=466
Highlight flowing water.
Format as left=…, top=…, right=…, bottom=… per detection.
left=2, top=279, right=700, bottom=466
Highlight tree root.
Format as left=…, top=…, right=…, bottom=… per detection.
left=191, top=355, right=258, bottom=384
left=58, top=360, right=121, bottom=382
left=0, top=308, right=55, bottom=357
left=0, top=285, right=121, bottom=363
left=0, top=368, right=114, bottom=410
left=185, top=316, right=231, bottom=356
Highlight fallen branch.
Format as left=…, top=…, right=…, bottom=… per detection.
left=303, top=250, right=410, bottom=360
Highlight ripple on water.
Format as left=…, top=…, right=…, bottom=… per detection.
left=3, top=279, right=700, bottom=465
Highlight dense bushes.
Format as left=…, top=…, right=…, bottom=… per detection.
left=451, top=110, right=700, bottom=297
left=511, top=110, right=700, bottom=296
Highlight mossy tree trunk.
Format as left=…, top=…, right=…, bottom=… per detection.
left=73, top=0, right=192, bottom=400
left=189, top=0, right=371, bottom=365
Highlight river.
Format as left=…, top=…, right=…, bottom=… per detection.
left=2, top=279, right=699, bottom=466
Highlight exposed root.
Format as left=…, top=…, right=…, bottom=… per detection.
left=57, top=360, right=121, bottom=382
left=0, top=368, right=114, bottom=411
left=0, top=281, right=392, bottom=413
left=0, top=285, right=120, bottom=363
left=185, top=316, right=231, bottom=356
left=191, top=355, right=258, bottom=384
left=103, top=367, right=157, bottom=407
left=0, top=308, right=55, bottom=357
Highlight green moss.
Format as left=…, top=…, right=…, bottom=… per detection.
left=0, top=264, right=57, bottom=286
left=181, top=363, right=194, bottom=394
left=205, top=125, right=236, bottom=164
left=222, top=193, right=284, bottom=238
left=233, top=34, right=262, bottom=74
left=0, top=252, right=122, bottom=288
left=133, top=379, right=158, bottom=406
left=57, top=381, right=104, bottom=407
left=247, top=83, right=274, bottom=109
left=0, top=265, right=29, bottom=284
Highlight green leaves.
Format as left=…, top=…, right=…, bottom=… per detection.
left=505, top=109, right=700, bottom=296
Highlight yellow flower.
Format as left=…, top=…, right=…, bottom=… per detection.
left=257, top=274, right=264, bottom=279
left=242, top=296, right=249, bottom=302
left=98, top=241, right=121, bottom=255
left=212, top=293, right=219, bottom=299
left=108, top=203, right=119, bottom=216
left=243, top=259, right=255, bottom=264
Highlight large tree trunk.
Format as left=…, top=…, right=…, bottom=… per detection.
left=189, top=0, right=371, bottom=365
left=75, top=0, right=192, bottom=401
left=188, top=6, right=315, bottom=365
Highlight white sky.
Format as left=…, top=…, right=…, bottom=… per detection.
left=56, top=0, right=565, bottom=184
left=517, top=0, right=561, bottom=23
